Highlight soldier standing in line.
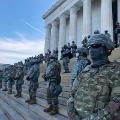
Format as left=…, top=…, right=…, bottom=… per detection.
left=62, top=44, right=71, bottom=73
left=69, top=47, right=91, bottom=90
left=0, top=70, right=2, bottom=89
left=43, top=54, right=62, bottom=115
left=7, top=65, right=15, bottom=94
left=68, top=43, right=71, bottom=51
left=71, top=41, right=77, bottom=57
left=14, top=61, right=24, bottom=98
left=67, top=31, right=120, bottom=120
left=82, top=37, right=88, bottom=48
left=104, top=30, right=111, bottom=38
left=2, top=68, right=9, bottom=91
left=25, top=58, right=40, bottom=104
left=115, top=22, right=120, bottom=47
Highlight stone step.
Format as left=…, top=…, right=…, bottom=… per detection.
left=22, top=93, right=68, bottom=118
left=0, top=92, right=44, bottom=120
left=12, top=88, right=68, bottom=117
left=0, top=93, right=24, bottom=120
left=1, top=91, right=68, bottom=120
left=0, top=107, right=9, bottom=120
left=14, top=86, right=69, bottom=107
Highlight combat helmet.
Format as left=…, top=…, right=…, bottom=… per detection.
left=88, top=31, right=114, bottom=50
left=76, top=47, right=89, bottom=57
left=49, top=53, right=58, bottom=60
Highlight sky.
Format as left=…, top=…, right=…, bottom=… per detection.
left=0, top=0, right=57, bottom=64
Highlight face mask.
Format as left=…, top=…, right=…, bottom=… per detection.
left=89, top=46, right=109, bottom=68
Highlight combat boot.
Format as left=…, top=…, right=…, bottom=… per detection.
left=25, top=96, right=32, bottom=103
left=28, top=98, right=37, bottom=104
left=25, top=99, right=31, bottom=103
left=2, top=88, right=8, bottom=91
left=44, top=105, right=53, bottom=112
left=50, top=105, right=59, bottom=115
left=16, top=92, right=22, bottom=98
left=14, top=92, right=18, bottom=97
left=7, top=89, right=12, bottom=94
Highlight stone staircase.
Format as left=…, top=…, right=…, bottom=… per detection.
left=0, top=48, right=120, bottom=120
left=0, top=58, right=74, bottom=120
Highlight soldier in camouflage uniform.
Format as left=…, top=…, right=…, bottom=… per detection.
left=7, top=65, right=15, bottom=94
left=0, top=70, right=2, bottom=89
left=14, top=61, right=24, bottom=98
left=2, top=68, right=9, bottom=91
left=25, top=58, right=40, bottom=104
left=71, top=41, right=77, bottom=57
left=82, top=37, right=88, bottom=48
left=43, top=54, right=62, bottom=115
left=62, top=44, right=70, bottom=73
left=67, top=31, right=120, bottom=120
left=70, top=47, right=91, bottom=90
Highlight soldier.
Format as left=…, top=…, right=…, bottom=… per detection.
left=115, top=22, right=120, bottom=47
left=62, top=44, right=71, bottom=73
left=104, top=30, right=111, bottom=38
left=71, top=41, right=77, bottom=57
left=7, top=65, right=15, bottom=94
left=70, top=47, right=91, bottom=90
left=82, top=37, right=88, bottom=48
left=25, top=58, right=40, bottom=104
left=2, top=68, right=8, bottom=91
left=68, top=43, right=71, bottom=51
left=14, top=61, right=24, bottom=98
left=0, top=70, right=2, bottom=89
left=43, top=54, right=62, bottom=115
left=67, top=31, right=120, bottom=120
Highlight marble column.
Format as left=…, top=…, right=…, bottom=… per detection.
left=82, top=0, right=92, bottom=39
left=50, top=21, right=58, bottom=53
left=118, top=0, right=120, bottom=23
left=44, top=24, right=51, bottom=53
left=101, top=0, right=113, bottom=39
left=70, top=6, right=77, bottom=43
left=58, top=14, right=67, bottom=59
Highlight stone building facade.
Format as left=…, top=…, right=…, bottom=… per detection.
left=43, top=0, right=120, bottom=58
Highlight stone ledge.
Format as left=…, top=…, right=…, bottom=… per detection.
left=43, top=0, right=66, bottom=19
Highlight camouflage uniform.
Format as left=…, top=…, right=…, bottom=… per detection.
left=71, top=41, right=77, bottom=57
left=67, top=32, right=120, bottom=120
left=43, top=54, right=62, bottom=115
left=7, top=65, right=15, bottom=94
left=26, top=59, right=40, bottom=104
left=70, top=47, right=91, bottom=90
left=115, top=24, right=120, bottom=47
left=82, top=37, right=88, bottom=48
left=0, top=70, right=2, bottom=88
left=14, top=62, right=24, bottom=98
left=62, top=45, right=70, bottom=73
left=2, top=70, right=8, bottom=91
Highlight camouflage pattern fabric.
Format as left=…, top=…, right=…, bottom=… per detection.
left=27, top=63, right=39, bottom=98
left=15, top=66, right=24, bottom=93
left=70, top=57, right=91, bottom=88
left=68, top=62, right=120, bottom=120
left=45, top=60, right=61, bottom=105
